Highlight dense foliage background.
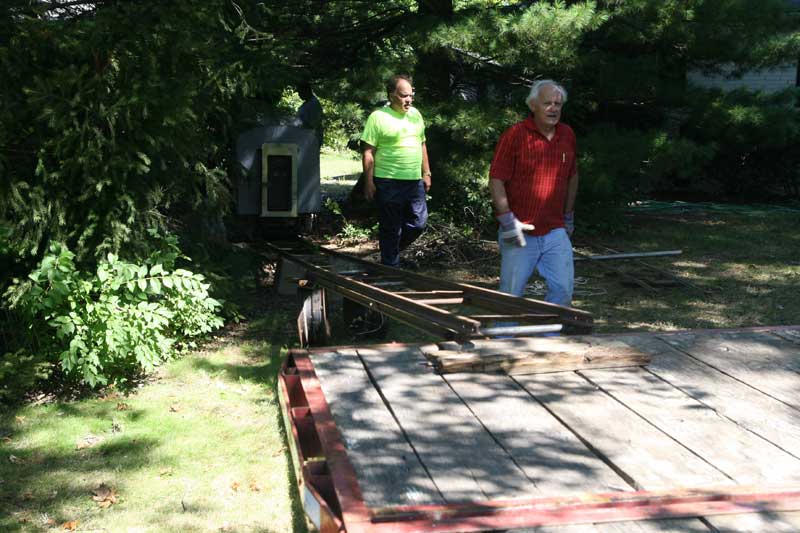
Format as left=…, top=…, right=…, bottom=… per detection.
left=2, top=0, right=799, bottom=398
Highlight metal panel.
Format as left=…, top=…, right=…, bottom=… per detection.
left=235, top=125, right=321, bottom=216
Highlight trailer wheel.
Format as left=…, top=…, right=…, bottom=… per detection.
left=297, top=287, right=330, bottom=347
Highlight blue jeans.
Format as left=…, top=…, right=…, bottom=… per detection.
left=498, top=228, right=574, bottom=306
left=374, top=177, right=428, bottom=267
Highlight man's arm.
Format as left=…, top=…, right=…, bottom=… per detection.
left=362, top=141, right=377, bottom=200
left=564, top=172, right=579, bottom=214
left=563, top=172, right=579, bottom=236
left=489, top=178, right=511, bottom=214
left=421, top=142, right=431, bottom=192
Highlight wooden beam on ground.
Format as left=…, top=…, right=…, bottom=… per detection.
left=587, top=242, right=708, bottom=293
left=573, top=250, right=659, bottom=293
left=422, top=337, right=650, bottom=374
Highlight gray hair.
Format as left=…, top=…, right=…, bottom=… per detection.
left=525, top=80, right=568, bottom=107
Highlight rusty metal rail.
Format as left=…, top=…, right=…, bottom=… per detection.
left=264, top=241, right=593, bottom=346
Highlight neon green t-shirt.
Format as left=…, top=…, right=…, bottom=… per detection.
left=360, top=106, right=426, bottom=180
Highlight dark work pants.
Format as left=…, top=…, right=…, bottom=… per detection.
left=374, top=177, right=428, bottom=267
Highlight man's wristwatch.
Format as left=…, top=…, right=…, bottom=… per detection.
left=422, top=171, right=432, bottom=177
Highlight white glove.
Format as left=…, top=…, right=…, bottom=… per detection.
left=564, top=211, right=575, bottom=237
left=496, top=212, right=534, bottom=247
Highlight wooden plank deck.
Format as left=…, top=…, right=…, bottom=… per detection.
left=308, top=326, right=800, bottom=531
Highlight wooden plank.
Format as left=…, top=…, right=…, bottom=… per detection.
left=657, top=331, right=800, bottom=409
left=701, top=510, right=800, bottom=531
left=355, top=345, right=538, bottom=502
left=772, top=328, right=800, bottom=345
left=580, top=365, right=800, bottom=486
left=467, top=313, right=559, bottom=322
left=423, top=336, right=649, bottom=374
left=621, top=334, right=800, bottom=458
left=622, top=332, right=800, bottom=531
left=590, top=519, right=713, bottom=532
left=442, top=371, right=631, bottom=495
left=427, top=347, right=649, bottom=374
left=512, top=371, right=733, bottom=490
left=310, top=350, right=444, bottom=508
left=432, top=335, right=644, bottom=358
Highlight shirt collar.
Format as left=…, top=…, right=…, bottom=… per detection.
left=522, top=114, right=560, bottom=139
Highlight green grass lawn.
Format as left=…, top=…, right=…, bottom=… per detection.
left=572, top=208, right=800, bottom=332
left=0, top=312, right=307, bottom=533
left=320, top=150, right=361, bottom=179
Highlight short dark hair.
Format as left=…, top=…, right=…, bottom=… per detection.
left=386, top=74, right=412, bottom=95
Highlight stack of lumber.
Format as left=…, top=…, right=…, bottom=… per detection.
left=420, top=336, right=650, bottom=375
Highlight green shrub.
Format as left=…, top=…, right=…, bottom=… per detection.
left=579, top=123, right=716, bottom=204
left=324, top=198, right=376, bottom=244
left=320, top=99, right=366, bottom=152
left=681, top=88, right=800, bottom=200
left=431, top=156, right=495, bottom=231
left=9, top=242, right=223, bottom=389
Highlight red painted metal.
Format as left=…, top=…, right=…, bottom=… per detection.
left=281, top=345, right=800, bottom=533
left=343, top=488, right=800, bottom=532
left=278, top=353, right=345, bottom=532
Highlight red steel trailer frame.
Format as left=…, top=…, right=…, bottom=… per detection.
left=279, top=347, right=800, bottom=532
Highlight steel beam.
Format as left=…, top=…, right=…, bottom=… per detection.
left=315, top=245, right=593, bottom=332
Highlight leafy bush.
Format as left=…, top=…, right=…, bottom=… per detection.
left=324, top=198, right=376, bottom=244
left=320, top=99, right=367, bottom=152
left=425, top=103, right=523, bottom=230
left=579, top=123, right=716, bottom=205
left=431, top=156, right=495, bottom=231
left=8, top=242, right=223, bottom=389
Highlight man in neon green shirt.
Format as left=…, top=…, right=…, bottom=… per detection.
left=361, top=74, right=432, bottom=267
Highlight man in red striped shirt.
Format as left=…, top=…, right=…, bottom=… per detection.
left=489, top=80, right=579, bottom=306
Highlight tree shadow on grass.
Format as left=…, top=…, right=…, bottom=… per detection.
left=185, top=303, right=309, bottom=533
left=0, top=430, right=166, bottom=532
left=0, top=295, right=307, bottom=532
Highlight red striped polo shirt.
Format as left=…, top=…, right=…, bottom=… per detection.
left=489, top=116, right=577, bottom=236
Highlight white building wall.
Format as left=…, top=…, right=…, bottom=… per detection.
left=688, top=63, right=797, bottom=93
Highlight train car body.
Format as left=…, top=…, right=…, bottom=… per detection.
left=235, top=125, right=320, bottom=230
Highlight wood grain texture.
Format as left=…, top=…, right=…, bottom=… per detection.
left=311, top=349, right=444, bottom=507
left=622, top=334, right=800, bottom=459
left=356, top=345, right=538, bottom=502
left=443, top=371, right=630, bottom=495
left=512, top=371, right=733, bottom=490
left=581, top=365, right=800, bottom=485
left=657, top=331, right=800, bottom=409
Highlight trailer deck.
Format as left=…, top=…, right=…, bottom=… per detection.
left=279, top=326, right=800, bottom=532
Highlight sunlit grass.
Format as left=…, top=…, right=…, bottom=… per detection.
left=320, top=150, right=361, bottom=179
left=0, top=332, right=305, bottom=533
left=573, top=210, right=800, bottom=333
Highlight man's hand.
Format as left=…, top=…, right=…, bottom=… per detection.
left=361, top=142, right=377, bottom=201
left=564, top=211, right=575, bottom=237
left=422, top=173, right=431, bottom=193
left=364, top=178, right=376, bottom=201
left=496, top=212, right=534, bottom=247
